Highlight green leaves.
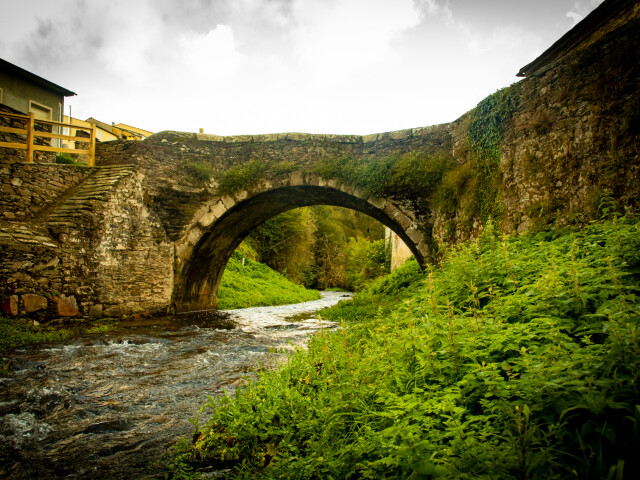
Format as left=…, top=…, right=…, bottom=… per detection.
left=171, top=218, right=640, bottom=479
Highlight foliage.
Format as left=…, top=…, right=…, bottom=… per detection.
left=344, top=237, right=388, bottom=291
left=0, top=317, right=118, bottom=352
left=464, top=85, right=520, bottom=225
left=217, top=251, right=320, bottom=309
left=245, top=208, right=317, bottom=286
left=322, top=257, right=424, bottom=322
left=245, top=206, right=385, bottom=290
left=314, top=150, right=454, bottom=200
left=182, top=160, right=214, bottom=184
left=217, top=160, right=267, bottom=195
left=171, top=217, right=640, bottom=479
left=55, top=152, right=83, bottom=166
left=312, top=207, right=387, bottom=290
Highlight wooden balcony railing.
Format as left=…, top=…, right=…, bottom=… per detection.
left=0, top=111, right=96, bottom=166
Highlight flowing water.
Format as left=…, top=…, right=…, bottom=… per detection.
left=0, top=291, right=351, bottom=479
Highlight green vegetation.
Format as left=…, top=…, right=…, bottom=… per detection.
left=182, top=160, right=215, bottom=184
left=435, top=85, right=521, bottom=235
left=314, top=149, right=454, bottom=201
left=244, top=206, right=387, bottom=291
left=217, top=160, right=267, bottom=195
left=55, top=152, right=84, bottom=166
left=171, top=217, right=640, bottom=479
left=0, top=317, right=116, bottom=352
left=217, top=251, right=320, bottom=309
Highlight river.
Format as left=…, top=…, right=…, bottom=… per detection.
left=0, top=291, right=351, bottom=479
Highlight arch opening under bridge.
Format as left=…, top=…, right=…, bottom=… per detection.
left=173, top=176, right=432, bottom=312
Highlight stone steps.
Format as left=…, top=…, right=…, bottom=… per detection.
left=46, top=165, right=136, bottom=229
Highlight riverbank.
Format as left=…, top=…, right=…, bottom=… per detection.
left=0, top=254, right=319, bottom=354
left=170, top=217, right=640, bottom=479
left=0, top=316, right=119, bottom=354
left=217, top=252, right=320, bottom=309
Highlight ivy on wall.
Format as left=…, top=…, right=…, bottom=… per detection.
left=466, top=84, right=521, bottom=225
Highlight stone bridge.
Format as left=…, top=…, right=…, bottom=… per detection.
left=96, top=126, right=451, bottom=311
left=1, top=1, right=638, bottom=318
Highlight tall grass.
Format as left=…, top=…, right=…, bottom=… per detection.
left=217, top=252, right=320, bottom=309
left=171, top=217, right=640, bottom=479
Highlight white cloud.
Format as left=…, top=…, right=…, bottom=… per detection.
left=290, top=0, right=421, bottom=78
left=0, top=0, right=607, bottom=136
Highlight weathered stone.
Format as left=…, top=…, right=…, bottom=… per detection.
left=211, top=201, right=226, bottom=218
left=22, top=294, right=47, bottom=313
left=56, top=294, right=79, bottom=316
left=103, top=305, right=123, bottom=317
left=32, top=256, right=60, bottom=272
left=289, top=171, right=304, bottom=186
left=2, top=295, right=19, bottom=316
left=89, top=304, right=103, bottom=318
left=197, top=210, right=216, bottom=228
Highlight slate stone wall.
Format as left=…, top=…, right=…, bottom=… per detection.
left=0, top=162, right=92, bottom=221
left=0, top=164, right=172, bottom=320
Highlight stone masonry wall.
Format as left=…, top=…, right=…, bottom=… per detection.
left=0, top=162, right=92, bottom=221
left=0, top=164, right=173, bottom=320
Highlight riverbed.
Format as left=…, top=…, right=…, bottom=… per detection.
left=0, top=291, right=351, bottom=479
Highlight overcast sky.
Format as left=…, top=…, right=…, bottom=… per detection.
left=1, top=0, right=604, bottom=136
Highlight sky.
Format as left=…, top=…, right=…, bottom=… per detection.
left=0, top=0, right=604, bottom=136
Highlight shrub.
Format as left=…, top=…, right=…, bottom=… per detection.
left=171, top=217, right=640, bottom=480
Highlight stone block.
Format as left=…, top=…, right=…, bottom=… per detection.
left=89, top=304, right=103, bottom=318
left=185, top=226, right=202, bottom=246
left=233, top=190, right=248, bottom=202
left=56, top=294, right=79, bottom=316
left=198, top=210, right=216, bottom=228
left=289, top=171, right=304, bottom=186
left=368, top=196, right=386, bottom=210
left=2, top=295, right=18, bottom=316
left=405, top=226, right=424, bottom=244
left=22, top=294, right=48, bottom=313
left=221, top=195, right=235, bottom=210
left=103, top=305, right=122, bottom=317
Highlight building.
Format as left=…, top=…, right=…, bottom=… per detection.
left=60, top=116, right=153, bottom=149
left=85, top=117, right=152, bottom=141
left=0, top=58, right=75, bottom=123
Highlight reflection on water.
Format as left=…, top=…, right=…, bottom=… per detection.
left=0, top=291, right=351, bottom=479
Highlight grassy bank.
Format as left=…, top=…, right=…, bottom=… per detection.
left=0, top=317, right=114, bottom=353
left=171, top=217, right=640, bottom=479
left=217, top=252, right=321, bottom=309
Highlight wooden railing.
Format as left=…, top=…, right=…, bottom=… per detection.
left=0, top=111, right=96, bottom=166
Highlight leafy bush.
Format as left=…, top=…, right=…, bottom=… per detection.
left=217, top=160, right=267, bottom=195
left=171, top=217, right=640, bottom=479
left=344, top=237, right=389, bottom=291
left=182, top=160, right=214, bottom=183
left=55, top=152, right=83, bottom=166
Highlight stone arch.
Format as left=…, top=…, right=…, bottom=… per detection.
left=173, top=173, right=431, bottom=311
